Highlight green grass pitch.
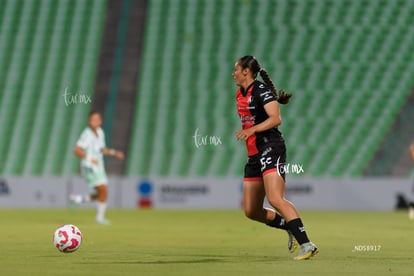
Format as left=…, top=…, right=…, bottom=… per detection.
left=0, top=209, right=413, bottom=276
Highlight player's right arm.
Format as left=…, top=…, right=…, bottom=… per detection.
left=74, top=130, right=98, bottom=164
left=73, top=145, right=86, bottom=159
left=410, top=142, right=414, bottom=160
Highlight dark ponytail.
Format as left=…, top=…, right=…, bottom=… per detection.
left=259, top=68, right=292, bottom=105
left=238, top=55, right=292, bottom=105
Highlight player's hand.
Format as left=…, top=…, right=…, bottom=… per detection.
left=235, top=128, right=255, bottom=141
left=88, top=158, right=98, bottom=165
left=115, top=151, right=125, bottom=160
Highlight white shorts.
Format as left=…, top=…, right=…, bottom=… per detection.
left=81, top=165, right=108, bottom=190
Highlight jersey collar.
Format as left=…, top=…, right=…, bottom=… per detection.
left=240, top=80, right=257, bottom=96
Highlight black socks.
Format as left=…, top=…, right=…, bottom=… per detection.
left=266, top=213, right=288, bottom=230
left=286, top=218, right=310, bottom=245
left=266, top=213, right=310, bottom=245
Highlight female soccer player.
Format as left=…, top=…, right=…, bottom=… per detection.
left=71, top=111, right=124, bottom=224
left=233, top=55, right=318, bottom=260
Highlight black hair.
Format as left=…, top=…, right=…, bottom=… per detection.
left=238, top=55, right=292, bottom=105
left=88, top=110, right=101, bottom=118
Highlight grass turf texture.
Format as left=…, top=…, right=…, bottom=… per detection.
left=0, top=209, right=412, bottom=276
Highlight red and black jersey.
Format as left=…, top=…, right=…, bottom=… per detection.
left=236, top=80, right=284, bottom=156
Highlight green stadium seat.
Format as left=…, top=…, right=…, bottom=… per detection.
left=127, top=0, right=414, bottom=177
left=4, top=0, right=413, bottom=177
left=0, top=0, right=106, bottom=175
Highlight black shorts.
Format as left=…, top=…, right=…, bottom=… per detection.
left=244, top=142, right=286, bottom=181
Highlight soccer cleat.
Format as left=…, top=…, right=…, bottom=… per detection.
left=287, top=230, right=299, bottom=253
left=96, top=218, right=111, bottom=225
left=409, top=207, right=414, bottom=220
left=69, top=194, right=81, bottom=210
left=294, top=242, right=319, bottom=260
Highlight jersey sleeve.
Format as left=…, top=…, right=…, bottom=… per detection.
left=76, top=129, right=89, bottom=149
left=256, top=84, right=277, bottom=105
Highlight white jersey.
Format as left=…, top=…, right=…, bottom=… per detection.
left=76, top=127, right=106, bottom=172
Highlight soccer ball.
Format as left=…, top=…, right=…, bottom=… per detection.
left=53, top=224, right=82, bottom=253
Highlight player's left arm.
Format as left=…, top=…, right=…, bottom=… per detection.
left=102, top=148, right=125, bottom=160
left=251, top=101, right=281, bottom=132
left=236, top=101, right=281, bottom=140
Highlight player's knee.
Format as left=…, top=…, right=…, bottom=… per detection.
left=267, top=197, right=285, bottom=212
left=244, top=207, right=260, bottom=221
left=96, top=185, right=108, bottom=202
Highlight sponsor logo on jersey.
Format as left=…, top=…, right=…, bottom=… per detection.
left=239, top=115, right=255, bottom=126
left=248, top=96, right=253, bottom=104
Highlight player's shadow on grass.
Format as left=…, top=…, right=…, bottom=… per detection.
left=80, top=254, right=283, bottom=265
left=112, top=258, right=224, bottom=265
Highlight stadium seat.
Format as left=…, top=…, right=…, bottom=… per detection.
left=127, top=0, right=414, bottom=177
left=0, top=0, right=106, bottom=175
left=2, top=0, right=413, bottom=178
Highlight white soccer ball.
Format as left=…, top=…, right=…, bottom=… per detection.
left=53, top=224, right=82, bottom=253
